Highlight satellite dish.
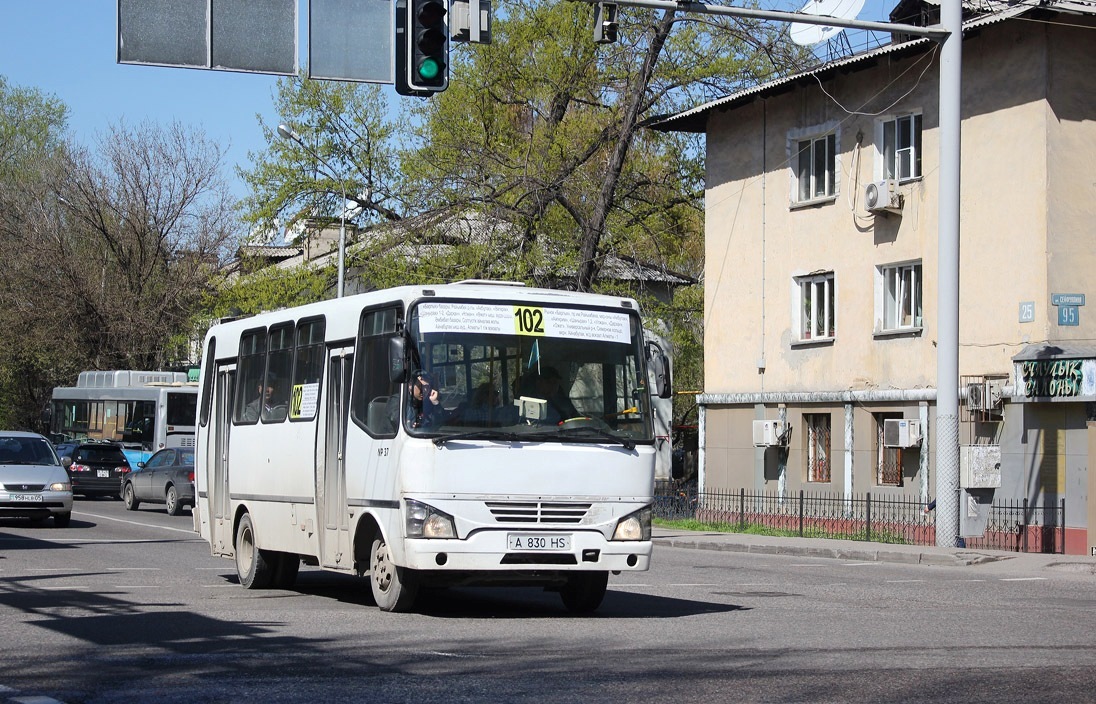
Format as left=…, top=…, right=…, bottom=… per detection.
left=789, top=0, right=866, bottom=46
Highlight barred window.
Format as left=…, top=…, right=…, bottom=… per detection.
left=805, top=414, right=831, bottom=482
left=875, top=413, right=904, bottom=486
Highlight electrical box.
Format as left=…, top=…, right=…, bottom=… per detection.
left=752, top=420, right=788, bottom=447
left=883, top=419, right=922, bottom=448
left=960, top=445, right=1002, bottom=488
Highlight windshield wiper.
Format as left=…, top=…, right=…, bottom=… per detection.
left=433, top=430, right=523, bottom=446
left=555, top=426, right=636, bottom=450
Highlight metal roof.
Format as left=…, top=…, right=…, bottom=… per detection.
left=649, top=1, right=1086, bottom=133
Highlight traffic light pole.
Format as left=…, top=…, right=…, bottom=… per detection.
left=575, top=0, right=962, bottom=545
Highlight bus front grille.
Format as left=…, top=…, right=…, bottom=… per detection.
left=486, top=501, right=591, bottom=524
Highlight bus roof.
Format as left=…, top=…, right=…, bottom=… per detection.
left=203, top=282, right=642, bottom=359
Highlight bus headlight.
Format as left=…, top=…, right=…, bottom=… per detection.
left=612, top=506, right=651, bottom=541
left=406, top=500, right=456, bottom=539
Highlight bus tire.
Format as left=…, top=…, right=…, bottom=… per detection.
left=370, top=536, right=418, bottom=612
left=235, top=514, right=274, bottom=589
left=271, top=552, right=300, bottom=589
left=560, top=572, right=608, bottom=613
left=123, top=483, right=140, bottom=511
left=165, top=485, right=182, bottom=516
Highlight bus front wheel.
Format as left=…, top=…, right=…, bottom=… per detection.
left=370, top=537, right=419, bottom=612
left=560, top=572, right=608, bottom=613
left=236, top=514, right=274, bottom=589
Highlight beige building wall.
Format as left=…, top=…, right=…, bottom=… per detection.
left=704, top=24, right=1073, bottom=397
left=696, top=16, right=1096, bottom=511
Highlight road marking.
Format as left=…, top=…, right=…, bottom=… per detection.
left=116, top=585, right=159, bottom=589
left=107, top=567, right=161, bottom=571
left=1000, top=577, right=1048, bottom=582
left=74, top=511, right=199, bottom=535
left=669, top=583, right=719, bottom=587
left=790, top=564, right=825, bottom=567
left=841, top=562, right=882, bottom=567
left=39, top=586, right=88, bottom=590
left=886, top=580, right=925, bottom=583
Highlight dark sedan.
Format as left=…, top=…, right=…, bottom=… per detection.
left=121, top=448, right=195, bottom=516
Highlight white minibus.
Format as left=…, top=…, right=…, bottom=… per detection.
left=194, top=282, right=670, bottom=612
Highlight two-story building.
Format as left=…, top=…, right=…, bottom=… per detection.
left=654, top=0, right=1096, bottom=554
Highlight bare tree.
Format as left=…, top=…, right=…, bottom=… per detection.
left=0, top=121, right=240, bottom=381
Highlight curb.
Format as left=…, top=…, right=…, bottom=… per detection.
left=652, top=535, right=1009, bottom=567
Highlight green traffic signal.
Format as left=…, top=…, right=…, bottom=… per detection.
left=418, top=57, right=441, bottom=81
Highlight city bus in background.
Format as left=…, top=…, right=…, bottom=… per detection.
left=194, top=281, right=671, bottom=613
left=49, top=370, right=199, bottom=466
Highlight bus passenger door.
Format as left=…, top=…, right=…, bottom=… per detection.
left=210, top=366, right=235, bottom=556
left=321, top=347, right=352, bottom=569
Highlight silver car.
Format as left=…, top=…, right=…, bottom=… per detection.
left=0, top=431, right=73, bottom=527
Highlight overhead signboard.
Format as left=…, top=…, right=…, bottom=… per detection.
left=310, top=0, right=393, bottom=83
left=119, top=0, right=393, bottom=83
left=118, top=0, right=297, bottom=76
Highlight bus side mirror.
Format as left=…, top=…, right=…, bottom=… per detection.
left=646, top=341, right=672, bottom=399
left=388, top=336, right=407, bottom=384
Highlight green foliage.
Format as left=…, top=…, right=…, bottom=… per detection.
left=210, top=263, right=334, bottom=319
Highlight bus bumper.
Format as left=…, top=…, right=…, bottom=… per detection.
left=401, top=530, right=652, bottom=573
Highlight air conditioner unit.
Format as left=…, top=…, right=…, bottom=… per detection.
left=967, top=380, right=1004, bottom=412
left=752, top=419, right=788, bottom=447
left=966, top=381, right=987, bottom=411
left=864, top=179, right=901, bottom=213
left=883, top=419, right=922, bottom=448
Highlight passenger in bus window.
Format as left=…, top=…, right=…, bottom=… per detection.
left=460, top=382, right=503, bottom=426
left=243, top=374, right=280, bottom=423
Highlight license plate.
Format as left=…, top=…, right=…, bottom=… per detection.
left=97, top=470, right=110, bottom=478
left=507, top=533, right=571, bottom=551
left=11, top=494, right=43, bottom=502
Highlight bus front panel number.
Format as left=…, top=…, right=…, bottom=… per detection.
left=507, top=533, right=571, bottom=551
left=513, top=306, right=546, bottom=336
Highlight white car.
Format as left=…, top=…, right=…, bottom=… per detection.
left=0, top=431, right=73, bottom=527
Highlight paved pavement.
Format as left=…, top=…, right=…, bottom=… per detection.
left=652, top=526, right=1096, bottom=571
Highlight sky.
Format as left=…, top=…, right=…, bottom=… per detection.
left=0, top=0, right=894, bottom=202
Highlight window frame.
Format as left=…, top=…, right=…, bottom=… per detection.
left=874, top=412, right=906, bottom=487
left=804, top=413, right=831, bottom=483
left=876, top=261, right=923, bottom=335
left=789, top=126, right=839, bottom=207
left=794, top=271, right=836, bottom=343
left=878, top=112, right=923, bottom=183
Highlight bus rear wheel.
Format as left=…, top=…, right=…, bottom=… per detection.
left=370, top=537, right=419, bottom=612
left=560, top=572, right=608, bottom=613
left=235, top=514, right=274, bottom=589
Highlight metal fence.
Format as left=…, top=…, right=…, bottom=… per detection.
left=653, top=483, right=1066, bottom=554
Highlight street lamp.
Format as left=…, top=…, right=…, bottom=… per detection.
left=277, top=124, right=348, bottom=298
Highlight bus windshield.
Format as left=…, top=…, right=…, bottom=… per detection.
left=405, top=300, right=652, bottom=443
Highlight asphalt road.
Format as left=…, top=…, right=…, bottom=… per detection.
left=1, top=498, right=1095, bottom=703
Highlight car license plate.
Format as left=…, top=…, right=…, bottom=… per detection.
left=507, top=533, right=571, bottom=551
left=11, top=494, right=43, bottom=502
left=97, top=470, right=110, bottom=478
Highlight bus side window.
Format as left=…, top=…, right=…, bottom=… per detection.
left=235, top=328, right=267, bottom=424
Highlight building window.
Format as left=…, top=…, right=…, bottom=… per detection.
left=797, top=272, right=835, bottom=341
left=804, top=414, right=831, bottom=482
left=881, top=113, right=922, bottom=182
left=795, top=133, right=836, bottom=203
left=875, top=412, right=904, bottom=486
left=880, top=262, right=922, bottom=332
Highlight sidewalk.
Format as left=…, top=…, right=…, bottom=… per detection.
left=651, top=526, right=1096, bottom=570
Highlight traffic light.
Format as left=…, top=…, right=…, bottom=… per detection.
left=593, top=2, right=618, bottom=44
left=395, top=0, right=449, bottom=96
